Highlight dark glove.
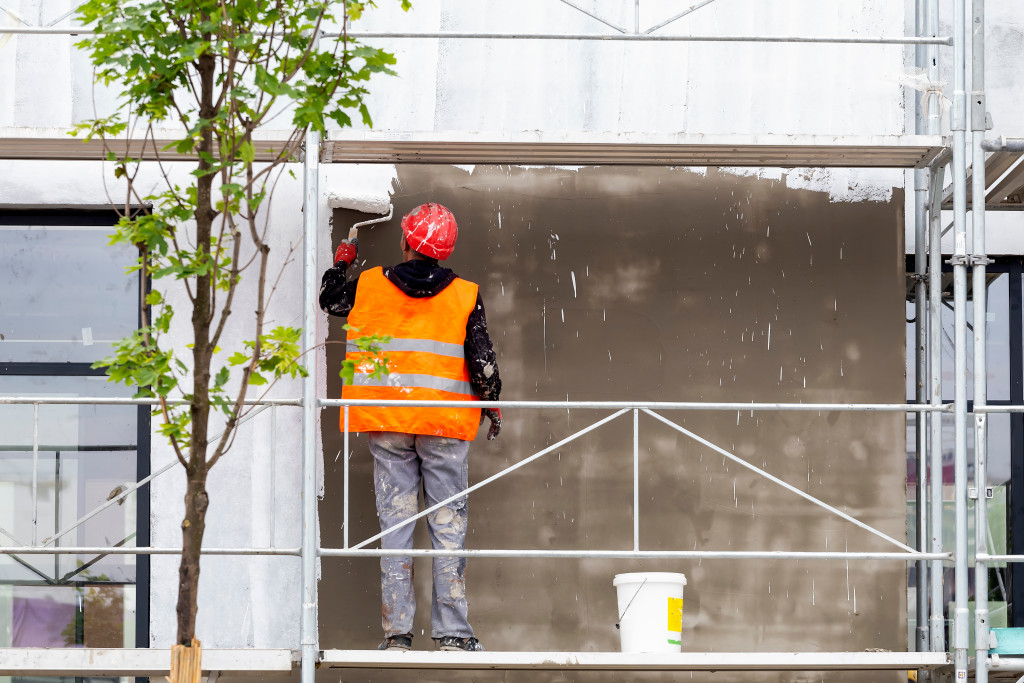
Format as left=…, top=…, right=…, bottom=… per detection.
left=481, top=408, right=501, bottom=440
left=334, top=238, right=358, bottom=265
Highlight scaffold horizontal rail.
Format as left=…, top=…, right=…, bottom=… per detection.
left=319, top=397, right=951, bottom=411
left=321, top=132, right=947, bottom=168
left=319, top=548, right=950, bottom=561
left=0, top=648, right=294, bottom=676
left=320, top=650, right=951, bottom=671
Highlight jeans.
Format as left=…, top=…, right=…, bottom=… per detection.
left=369, top=431, right=474, bottom=639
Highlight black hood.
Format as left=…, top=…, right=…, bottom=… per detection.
left=383, top=259, right=458, bottom=298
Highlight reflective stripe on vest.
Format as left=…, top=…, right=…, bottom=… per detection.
left=341, top=266, right=481, bottom=440
left=346, top=337, right=466, bottom=359
left=350, top=371, right=474, bottom=397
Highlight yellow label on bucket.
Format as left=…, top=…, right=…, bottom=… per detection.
left=667, top=597, right=683, bottom=632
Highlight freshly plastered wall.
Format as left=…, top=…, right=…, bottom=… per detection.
left=318, top=163, right=907, bottom=681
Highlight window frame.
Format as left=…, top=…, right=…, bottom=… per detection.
left=0, top=208, right=150, bottom=657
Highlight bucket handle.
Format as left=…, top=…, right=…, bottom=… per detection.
left=614, top=578, right=648, bottom=630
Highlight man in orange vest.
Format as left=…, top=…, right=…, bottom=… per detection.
left=319, top=203, right=501, bottom=652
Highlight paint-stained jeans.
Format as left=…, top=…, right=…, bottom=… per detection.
left=369, top=432, right=473, bottom=639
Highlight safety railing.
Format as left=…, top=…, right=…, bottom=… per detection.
left=318, top=398, right=951, bottom=564
left=1, top=394, right=957, bottom=677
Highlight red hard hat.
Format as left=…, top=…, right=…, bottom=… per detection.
left=401, top=203, right=458, bottom=260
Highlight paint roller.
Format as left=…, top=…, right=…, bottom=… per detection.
left=327, top=191, right=394, bottom=243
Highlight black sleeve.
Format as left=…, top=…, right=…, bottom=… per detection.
left=465, top=293, right=501, bottom=401
left=319, top=261, right=358, bottom=317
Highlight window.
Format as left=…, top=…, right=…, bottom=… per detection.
left=0, top=210, right=149, bottom=680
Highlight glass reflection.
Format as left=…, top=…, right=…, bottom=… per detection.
left=0, top=376, right=137, bottom=664
left=0, top=225, right=137, bottom=363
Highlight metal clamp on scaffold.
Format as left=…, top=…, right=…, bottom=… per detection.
left=946, top=255, right=993, bottom=266
left=969, top=487, right=995, bottom=500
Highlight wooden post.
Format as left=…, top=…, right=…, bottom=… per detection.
left=168, top=638, right=202, bottom=683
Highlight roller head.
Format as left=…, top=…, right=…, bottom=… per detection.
left=327, top=192, right=392, bottom=215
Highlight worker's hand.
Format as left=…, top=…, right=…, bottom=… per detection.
left=334, top=238, right=358, bottom=266
left=481, top=408, right=501, bottom=440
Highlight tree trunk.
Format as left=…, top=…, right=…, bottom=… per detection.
left=173, top=45, right=216, bottom=661
left=175, top=468, right=209, bottom=644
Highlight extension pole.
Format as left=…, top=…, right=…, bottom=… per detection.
left=951, top=0, right=970, bottom=676
left=926, top=0, right=945, bottom=655
left=971, top=0, right=990, bottom=680
left=913, top=0, right=930, bottom=654
left=299, top=62, right=321, bottom=683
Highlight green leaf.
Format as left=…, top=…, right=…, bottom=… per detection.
left=227, top=351, right=249, bottom=366
left=239, top=140, right=255, bottom=164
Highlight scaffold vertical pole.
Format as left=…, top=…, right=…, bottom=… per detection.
left=31, top=404, right=39, bottom=546
left=926, top=0, right=945, bottom=655
left=913, top=0, right=930, bottom=654
left=633, top=408, right=639, bottom=551
left=951, top=0, right=970, bottom=676
left=972, top=0, right=989, bottom=680
left=300, top=117, right=321, bottom=682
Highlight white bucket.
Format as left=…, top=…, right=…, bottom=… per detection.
left=613, top=572, right=687, bottom=653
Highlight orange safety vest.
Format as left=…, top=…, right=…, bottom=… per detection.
left=341, top=266, right=482, bottom=440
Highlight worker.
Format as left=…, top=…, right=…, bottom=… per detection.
left=319, top=202, right=502, bottom=653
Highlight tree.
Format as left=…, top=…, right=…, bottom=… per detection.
left=72, top=0, right=402, bottom=673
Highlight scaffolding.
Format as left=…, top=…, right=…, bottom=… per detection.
left=2, top=0, right=1023, bottom=679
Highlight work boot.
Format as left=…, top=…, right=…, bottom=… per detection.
left=378, top=633, right=413, bottom=651
left=436, top=636, right=485, bottom=651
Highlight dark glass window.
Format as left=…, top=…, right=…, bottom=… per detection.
left=0, top=210, right=148, bottom=675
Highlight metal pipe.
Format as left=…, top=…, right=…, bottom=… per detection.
left=343, top=405, right=349, bottom=549
left=643, top=410, right=916, bottom=552
left=0, top=396, right=947, bottom=411
left=0, top=526, right=25, bottom=546
left=318, top=548, right=952, bottom=561
left=0, top=545, right=948, bottom=560
left=926, top=0, right=942, bottom=136
left=270, top=405, right=276, bottom=548
left=914, top=0, right=930, bottom=651
left=951, top=0, right=970, bottom=674
left=1, top=26, right=953, bottom=44
left=643, top=0, right=721, bottom=34
left=929, top=162, right=947, bottom=654
left=977, top=406, right=1024, bottom=413
left=2, top=546, right=301, bottom=555
left=554, top=0, right=627, bottom=34
left=350, top=410, right=630, bottom=550
left=978, top=555, right=1024, bottom=563
left=632, top=408, right=639, bottom=551
left=982, top=138, right=1024, bottom=152
left=972, top=0, right=990, bottom=680
left=329, top=31, right=954, bottom=45
left=0, top=397, right=300, bottom=406
left=633, top=0, right=639, bottom=34
left=350, top=206, right=393, bottom=234
left=31, top=404, right=39, bottom=547
left=299, top=112, right=320, bottom=683
left=987, top=655, right=1024, bottom=671
left=319, top=398, right=949, bottom=412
